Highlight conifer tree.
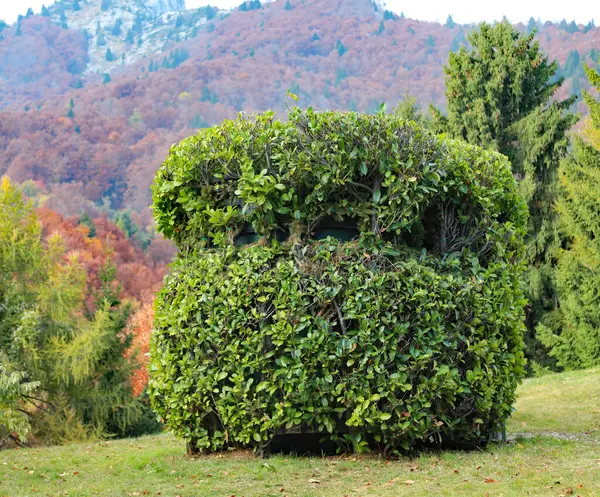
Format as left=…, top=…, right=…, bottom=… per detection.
left=539, top=61, right=600, bottom=369
left=66, top=98, right=75, bottom=118
left=78, top=212, right=96, bottom=238
left=430, top=21, right=579, bottom=366
left=112, top=18, right=122, bottom=36
left=41, top=5, right=50, bottom=16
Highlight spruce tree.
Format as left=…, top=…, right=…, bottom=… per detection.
left=66, top=98, right=75, bottom=118
left=540, top=62, right=600, bottom=369
left=112, top=18, right=122, bottom=36
left=78, top=212, right=96, bottom=238
left=430, top=21, right=579, bottom=367
left=41, top=5, right=50, bottom=16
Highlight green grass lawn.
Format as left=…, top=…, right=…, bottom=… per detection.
left=2, top=369, right=599, bottom=497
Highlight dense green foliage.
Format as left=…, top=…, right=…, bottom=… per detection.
left=431, top=21, right=578, bottom=368
left=150, top=109, right=528, bottom=454
left=0, top=177, right=155, bottom=445
left=539, top=63, right=600, bottom=369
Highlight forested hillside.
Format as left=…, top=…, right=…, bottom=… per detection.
left=1, top=0, right=599, bottom=213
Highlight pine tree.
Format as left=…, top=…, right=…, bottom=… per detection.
left=66, top=98, right=75, bottom=118
left=78, top=212, right=96, bottom=238
left=125, top=28, right=134, bottom=44
left=445, top=15, right=456, bottom=29
left=584, top=20, right=595, bottom=34
left=97, top=31, right=106, bottom=46
left=425, top=35, right=435, bottom=53
left=430, top=21, right=579, bottom=367
left=539, top=62, right=600, bottom=369
left=377, top=21, right=384, bottom=35
left=26, top=8, right=34, bottom=17
left=73, top=0, right=80, bottom=11
left=563, top=50, right=582, bottom=78
left=205, top=5, right=216, bottom=20
left=112, top=18, right=122, bottom=36
left=132, top=12, right=143, bottom=34
left=103, top=73, right=111, bottom=84
left=101, top=0, right=111, bottom=11
left=41, top=5, right=50, bottom=16
left=106, top=48, right=116, bottom=62
left=284, top=0, right=292, bottom=10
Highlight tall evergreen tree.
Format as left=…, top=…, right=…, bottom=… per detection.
left=112, top=18, right=122, bottom=36
left=66, top=98, right=75, bottom=118
left=539, top=62, right=600, bottom=369
left=430, top=21, right=579, bottom=367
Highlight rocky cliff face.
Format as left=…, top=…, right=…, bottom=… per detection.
left=143, top=0, right=186, bottom=16
left=43, top=0, right=210, bottom=75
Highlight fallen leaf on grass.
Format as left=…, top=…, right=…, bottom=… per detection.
left=309, top=478, right=320, bottom=484
left=484, top=477, right=497, bottom=483
left=404, top=480, right=415, bottom=485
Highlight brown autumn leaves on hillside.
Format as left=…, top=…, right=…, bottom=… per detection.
left=1, top=0, right=598, bottom=215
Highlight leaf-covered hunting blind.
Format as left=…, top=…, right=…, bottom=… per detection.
left=149, top=108, right=528, bottom=454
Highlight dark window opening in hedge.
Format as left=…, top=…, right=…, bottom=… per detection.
left=311, top=216, right=360, bottom=242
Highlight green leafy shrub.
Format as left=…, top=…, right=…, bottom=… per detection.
left=149, top=109, right=528, bottom=454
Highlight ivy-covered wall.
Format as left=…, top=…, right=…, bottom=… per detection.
left=149, top=109, right=528, bottom=454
